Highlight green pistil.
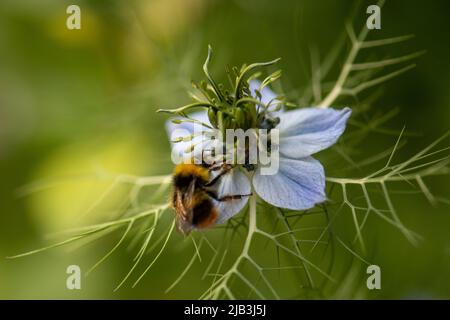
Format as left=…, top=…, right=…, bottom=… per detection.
left=157, top=46, right=284, bottom=132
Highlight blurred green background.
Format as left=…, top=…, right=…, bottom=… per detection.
left=0, top=0, right=449, bottom=299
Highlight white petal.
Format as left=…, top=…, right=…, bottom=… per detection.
left=253, top=156, right=325, bottom=210
left=278, top=107, right=351, bottom=158
left=210, top=168, right=251, bottom=224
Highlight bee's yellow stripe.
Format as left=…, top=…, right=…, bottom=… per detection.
left=173, top=164, right=209, bottom=182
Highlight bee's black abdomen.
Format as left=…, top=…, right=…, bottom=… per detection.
left=192, top=198, right=218, bottom=228
left=192, top=198, right=213, bottom=225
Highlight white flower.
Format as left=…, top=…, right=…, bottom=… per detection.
left=166, top=81, right=351, bottom=223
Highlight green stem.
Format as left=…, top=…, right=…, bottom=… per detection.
left=203, top=45, right=224, bottom=102
left=234, top=58, right=281, bottom=100
left=211, top=187, right=257, bottom=299
left=234, top=97, right=266, bottom=108
left=157, top=102, right=218, bottom=115
left=245, top=193, right=257, bottom=253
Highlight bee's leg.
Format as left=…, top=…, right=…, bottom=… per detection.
left=206, top=190, right=252, bottom=202
left=216, top=194, right=253, bottom=201
left=201, top=149, right=212, bottom=166
left=200, top=150, right=224, bottom=171
left=207, top=163, right=222, bottom=171
left=204, top=165, right=232, bottom=187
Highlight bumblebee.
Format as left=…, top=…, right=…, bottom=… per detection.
left=171, top=163, right=250, bottom=235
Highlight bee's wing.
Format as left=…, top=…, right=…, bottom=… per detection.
left=174, top=178, right=196, bottom=235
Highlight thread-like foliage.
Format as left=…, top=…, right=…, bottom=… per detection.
left=8, top=0, right=450, bottom=299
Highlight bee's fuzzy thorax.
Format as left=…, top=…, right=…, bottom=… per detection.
left=173, top=164, right=210, bottom=183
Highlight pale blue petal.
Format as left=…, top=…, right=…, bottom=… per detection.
left=253, top=156, right=325, bottom=210
left=278, top=107, right=351, bottom=158
left=191, top=134, right=222, bottom=164
left=211, top=168, right=251, bottom=224
left=167, top=128, right=206, bottom=160
left=165, top=110, right=211, bottom=159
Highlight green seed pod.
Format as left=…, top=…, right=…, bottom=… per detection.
left=234, top=108, right=245, bottom=128
left=229, top=118, right=237, bottom=130
left=222, top=116, right=232, bottom=129
left=208, top=108, right=217, bottom=128
left=245, top=103, right=258, bottom=128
